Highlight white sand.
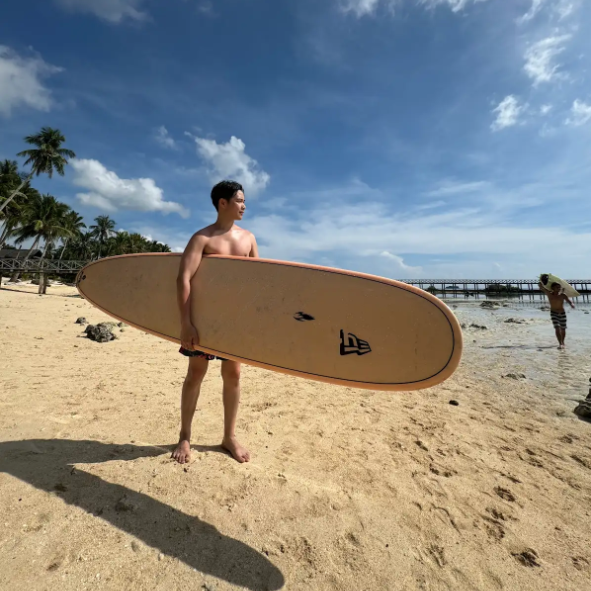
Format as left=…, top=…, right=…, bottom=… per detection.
left=1, top=285, right=590, bottom=590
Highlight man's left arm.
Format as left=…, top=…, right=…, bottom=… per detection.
left=249, top=233, right=259, bottom=258
left=565, top=295, right=575, bottom=309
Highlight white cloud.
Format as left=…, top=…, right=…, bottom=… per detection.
left=70, top=158, right=189, bottom=218
left=517, top=0, right=546, bottom=24
left=339, top=0, right=485, bottom=17
left=415, top=200, right=446, bottom=211
left=565, top=99, right=591, bottom=126
left=518, top=0, right=579, bottom=23
left=379, top=251, right=422, bottom=274
left=154, top=126, right=177, bottom=150
left=426, top=180, right=490, bottom=197
left=339, top=0, right=383, bottom=16
left=540, top=104, right=553, bottom=115
left=555, top=0, right=578, bottom=20
left=524, top=34, right=571, bottom=86
left=418, top=0, right=486, bottom=12
left=55, top=0, right=148, bottom=23
left=122, top=224, right=192, bottom=253
left=247, top=199, right=591, bottom=278
left=491, top=95, right=526, bottom=131
left=189, top=134, right=270, bottom=196
left=0, top=46, right=62, bottom=116
left=197, top=1, right=215, bottom=16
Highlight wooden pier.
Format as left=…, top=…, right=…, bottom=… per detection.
left=397, top=279, right=591, bottom=301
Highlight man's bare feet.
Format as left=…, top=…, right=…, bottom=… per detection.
left=222, top=436, right=250, bottom=463
left=172, top=439, right=191, bottom=464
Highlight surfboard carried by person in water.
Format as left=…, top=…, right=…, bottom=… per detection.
left=539, top=274, right=575, bottom=350
left=173, top=180, right=258, bottom=465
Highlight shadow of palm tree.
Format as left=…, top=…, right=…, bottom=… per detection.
left=0, top=439, right=285, bottom=590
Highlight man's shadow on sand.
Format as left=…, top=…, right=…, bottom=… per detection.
left=0, top=439, right=284, bottom=590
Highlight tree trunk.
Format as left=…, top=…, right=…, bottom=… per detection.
left=11, top=235, right=41, bottom=282
left=0, top=222, right=15, bottom=249
left=59, top=238, right=68, bottom=260
left=0, top=173, right=33, bottom=214
left=38, top=241, right=51, bottom=295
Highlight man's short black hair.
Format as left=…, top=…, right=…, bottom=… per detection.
left=211, top=180, right=243, bottom=210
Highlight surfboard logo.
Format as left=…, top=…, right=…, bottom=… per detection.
left=340, top=330, right=372, bottom=356
left=294, top=312, right=315, bottom=322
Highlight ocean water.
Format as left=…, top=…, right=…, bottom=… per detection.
left=447, top=300, right=591, bottom=403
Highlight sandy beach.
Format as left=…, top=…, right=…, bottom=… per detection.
left=1, top=283, right=590, bottom=591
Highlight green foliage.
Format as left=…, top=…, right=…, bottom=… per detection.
left=17, top=127, right=76, bottom=179
left=1, top=131, right=171, bottom=258
left=484, top=284, right=521, bottom=294
left=14, top=193, right=72, bottom=255
left=59, top=228, right=171, bottom=259
left=0, top=159, right=41, bottom=247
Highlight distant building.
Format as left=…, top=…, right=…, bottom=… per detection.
left=0, top=248, right=43, bottom=259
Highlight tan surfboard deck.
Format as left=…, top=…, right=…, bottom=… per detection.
left=76, top=254, right=463, bottom=391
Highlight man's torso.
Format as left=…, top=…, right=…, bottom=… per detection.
left=199, top=225, right=252, bottom=257
left=546, top=292, right=565, bottom=311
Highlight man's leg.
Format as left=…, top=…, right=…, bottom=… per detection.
left=220, top=360, right=250, bottom=463
left=561, top=328, right=566, bottom=347
left=172, top=356, right=209, bottom=464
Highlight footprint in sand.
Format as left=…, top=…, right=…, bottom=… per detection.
left=572, top=556, right=590, bottom=571
left=512, top=549, right=541, bottom=567
left=494, top=486, right=516, bottom=502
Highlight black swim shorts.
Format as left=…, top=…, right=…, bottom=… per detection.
left=179, top=347, right=227, bottom=361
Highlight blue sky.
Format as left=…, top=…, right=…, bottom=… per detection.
left=1, top=0, right=591, bottom=278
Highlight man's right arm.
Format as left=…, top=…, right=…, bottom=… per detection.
left=177, top=234, right=207, bottom=350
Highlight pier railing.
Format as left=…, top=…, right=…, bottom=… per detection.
left=0, top=258, right=88, bottom=274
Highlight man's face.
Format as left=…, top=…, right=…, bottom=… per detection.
left=222, top=190, right=246, bottom=220
left=552, top=284, right=561, bottom=294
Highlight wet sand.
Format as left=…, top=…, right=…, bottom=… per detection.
left=1, top=283, right=590, bottom=590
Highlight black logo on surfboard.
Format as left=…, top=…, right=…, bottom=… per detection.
left=340, top=330, right=372, bottom=356
left=294, top=312, right=315, bottom=322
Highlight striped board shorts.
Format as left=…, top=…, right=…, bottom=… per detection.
left=550, top=310, right=567, bottom=329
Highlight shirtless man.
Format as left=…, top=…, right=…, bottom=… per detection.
left=172, top=180, right=258, bottom=464
left=539, top=276, right=575, bottom=349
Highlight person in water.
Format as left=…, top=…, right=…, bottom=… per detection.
left=538, top=276, right=575, bottom=349
left=172, top=180, right=259, bottom=464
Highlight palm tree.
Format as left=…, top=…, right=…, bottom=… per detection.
left=58, top=211, right=86, bottom=259
left=1, top=161, right=25, bottom=247
left=128, top=233, right=149, bottom=254
left=0, top=128, right=76, bottom=214
left=149, top=240, right=171, bottom=252
left=12, top=193, right=70, bottom=263
left=1, top=199, right=23, bottom=249
left=68, top=231, right=95, bottom=260
left=90, top=215, right=116, bottom=257
left=1, top=167, right=43, bottom=249
left=111, top=230, right=131, bottom=255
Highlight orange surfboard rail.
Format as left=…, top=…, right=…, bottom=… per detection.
left=77, top=253, right=463, bottom=391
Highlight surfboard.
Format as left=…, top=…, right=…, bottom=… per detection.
left=76, top=254, right=463, bottom=391
left=539, top=274, right=580, bottom=298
